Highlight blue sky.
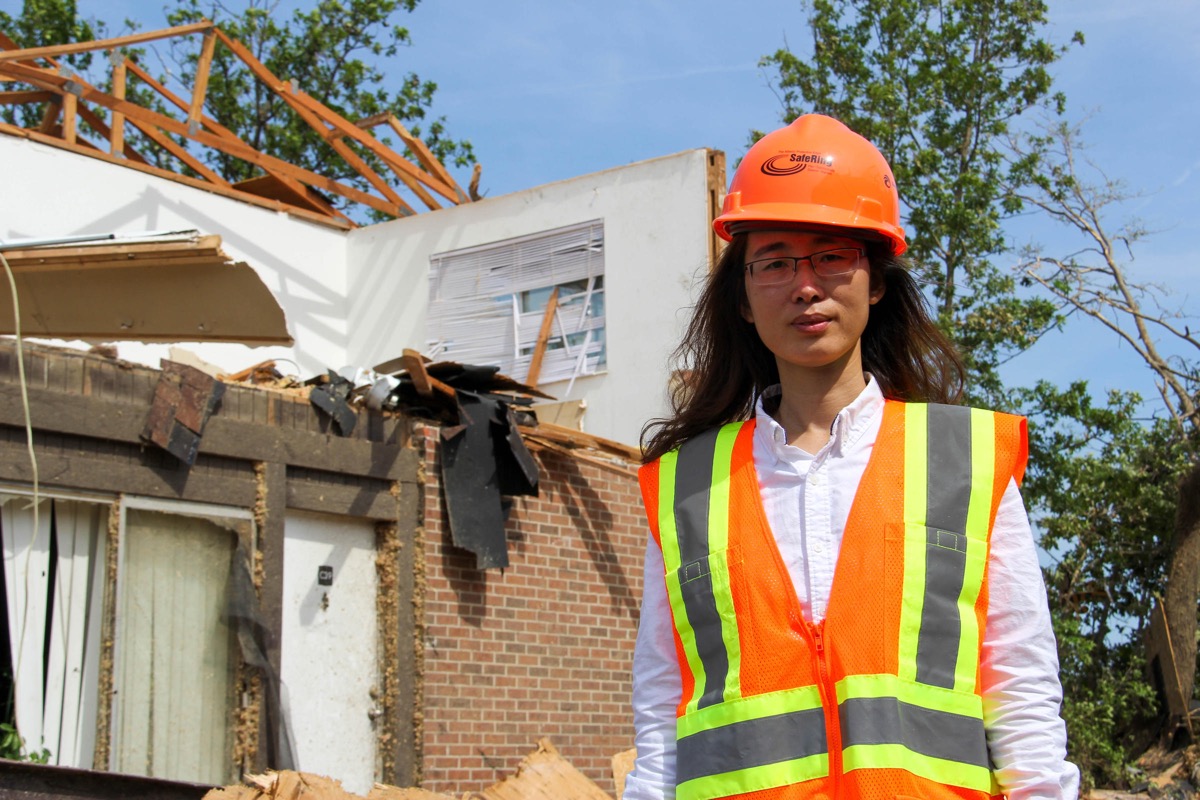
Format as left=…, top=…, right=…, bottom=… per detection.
left=18, top=0, right=1200, bottom=409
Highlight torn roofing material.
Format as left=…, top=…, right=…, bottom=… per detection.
left=0, top=231, right=292, bottom=343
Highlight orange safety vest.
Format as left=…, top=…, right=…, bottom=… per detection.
left=638, top=401, right=1028, bottom=800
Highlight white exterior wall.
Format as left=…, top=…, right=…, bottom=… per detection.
left=346, top=149, right=714, bottom=446
left=0, top=136, right=350, bottom=376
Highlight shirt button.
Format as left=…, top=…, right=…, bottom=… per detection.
left=810, top=472, right=822, bottom=485
left=813, top=541, right=825, bottom=554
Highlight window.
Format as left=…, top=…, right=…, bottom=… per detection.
left=427, top=221, right=606, bottom=386
left=0, top=492, right=252, bottom=784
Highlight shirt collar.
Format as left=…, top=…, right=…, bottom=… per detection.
left=754, top=375, right=884, bottom=460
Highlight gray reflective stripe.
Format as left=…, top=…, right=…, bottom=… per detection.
left=839, top=695, right=989, bottom=768
left=917, top=404, right=972, bottom=689
left=925, top=404, right=972, bottom=532
left=673, top=427, right=728, bottom=709
left=676, top=707, right=828, bottom=785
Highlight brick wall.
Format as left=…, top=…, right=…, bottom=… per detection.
left=416, top=423, right=647, bottom=796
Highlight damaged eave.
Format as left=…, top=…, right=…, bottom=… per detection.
left=0, top=233, right=292, bottom=344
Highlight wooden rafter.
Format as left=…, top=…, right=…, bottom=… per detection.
left=0, top=20, right=476, bottom=227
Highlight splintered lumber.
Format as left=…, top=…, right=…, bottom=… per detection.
left=525, top=286, right=559, bottom=388
left=474, top=738, right=613, bottom=800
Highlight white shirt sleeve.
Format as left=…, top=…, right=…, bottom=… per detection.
left=622, top=536, right=679, bottom=800
left=981, top=479, right=1081, bottom=799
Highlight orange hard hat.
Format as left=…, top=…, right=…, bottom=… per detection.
left=713, top=114, right=906, bottom=255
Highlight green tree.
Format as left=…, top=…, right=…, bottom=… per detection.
left=759, top=0, right=1079, bottom=401
left=1012, top=119, right=1200, bottom=776
left=163, top=0, right=474, bottom=191
left=0, top=0, right=103, bottom=128
left=1017, top=380, right=1190, bottom=788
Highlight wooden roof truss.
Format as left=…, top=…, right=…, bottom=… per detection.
left=0, top=21, right=473, bottom=228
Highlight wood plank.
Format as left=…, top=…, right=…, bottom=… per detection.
left=188, top=29, right=217, bottom=131
left=525, top=287, right=559, bottom=388
left=110, top=57, right=126, bottom=156
left=0, top=437, right=258, bottom=507
left=0, top=89, right=55, bottom=104
left=256, top=460, right=286, bottom=775
left=285, top=478, right=406, bottom=519
left=60, top=90, right=77, bottom=143
left=0, top=383, right=417, bottom=480
left=0, top=21, right=214, bottom=63
left=0, top=120, right=352, bottom=230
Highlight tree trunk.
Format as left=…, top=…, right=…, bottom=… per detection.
left=1163, top=459, right=1200, bottom=729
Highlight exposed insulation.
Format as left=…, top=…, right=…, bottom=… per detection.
left=90, top=496, right=121, bottom=770
left=374, top=518, right=401, bottom=784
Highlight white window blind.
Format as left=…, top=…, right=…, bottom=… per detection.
left=427, top=220, right=606, bottom=385
left=1, top=495, right=107, bottom=767
left=111, top=506, right=243, bottom=784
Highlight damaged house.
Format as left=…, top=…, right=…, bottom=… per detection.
left=0, top=21, right=725, bottom=798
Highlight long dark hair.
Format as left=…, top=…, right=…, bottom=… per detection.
left=640, top=232, right=964, bottom=462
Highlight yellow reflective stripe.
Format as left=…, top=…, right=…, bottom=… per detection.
left=678, top=684, right=824, bottom=737
left=837, top=673, right=984, bottom=718
left=842, top=744, right=993, bottom=793
left=710, top=422, right=742, bottom=704
left=952, top=408, right=995, bottom=691
left=898, top=402, right=928, bottom=684
left=965, top=408, right=995, bottom=539
left=656, top=449, right=708, bottom=712
left=678, top=755, right=830, bottom=800
left=657, top=450, right=681, bottom=571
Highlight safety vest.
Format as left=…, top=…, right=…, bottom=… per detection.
left=638, top=401, right=1028, bottom=800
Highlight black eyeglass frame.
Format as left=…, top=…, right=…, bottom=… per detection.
left=743, top=247, right=867, bottom=286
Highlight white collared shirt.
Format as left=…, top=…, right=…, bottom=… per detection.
left=623, top=378, right=1080, bottom=800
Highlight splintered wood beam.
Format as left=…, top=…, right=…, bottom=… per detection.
left=0, top=120, right=352, bottom=230
left=0, top=21, right=214, bottom=63
left=385, top=116, right=469, bottom=203
left=188, top=29, right=216, bottom=132
left=525, top=287, right=559, bottom=388
left=0, top=60, right=400, bottom=218
left=110, top=55, right=125, bottom=156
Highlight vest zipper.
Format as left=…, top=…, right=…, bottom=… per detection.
left=809, top=620, right=841, bottom=792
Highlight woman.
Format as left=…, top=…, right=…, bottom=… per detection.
left=625, top=115, right=1078, bottom=800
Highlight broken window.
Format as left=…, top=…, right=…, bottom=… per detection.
left=427, top=220, right=606, bottom=386
left=0, top=493, right=107, bottom=768
left=0, top=491, right=253, bottom=784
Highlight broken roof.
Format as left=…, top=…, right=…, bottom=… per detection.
left=0, top=22, right=475, bottom=228
left=0, top=231, right=291, bottom=344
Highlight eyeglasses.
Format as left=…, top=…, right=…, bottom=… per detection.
left=744, top=247, right=866, bottom=286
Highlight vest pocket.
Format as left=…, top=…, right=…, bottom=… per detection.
left=674, top=545, right=744, bottom=708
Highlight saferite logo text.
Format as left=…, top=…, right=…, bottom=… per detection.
left=761, top=152, right=835, bottom=176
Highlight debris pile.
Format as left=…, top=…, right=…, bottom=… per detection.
left=210, top=350, right=640, bottom=571
left=202, top=739, right=627, bottom=800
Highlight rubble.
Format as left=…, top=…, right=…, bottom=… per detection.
left=201, top=739, right=622, bottom=800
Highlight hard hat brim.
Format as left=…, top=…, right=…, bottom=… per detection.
left=714, top=201, right=907, bottom=256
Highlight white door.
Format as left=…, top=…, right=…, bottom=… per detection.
left=281, top=511, right=378, bottom=794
